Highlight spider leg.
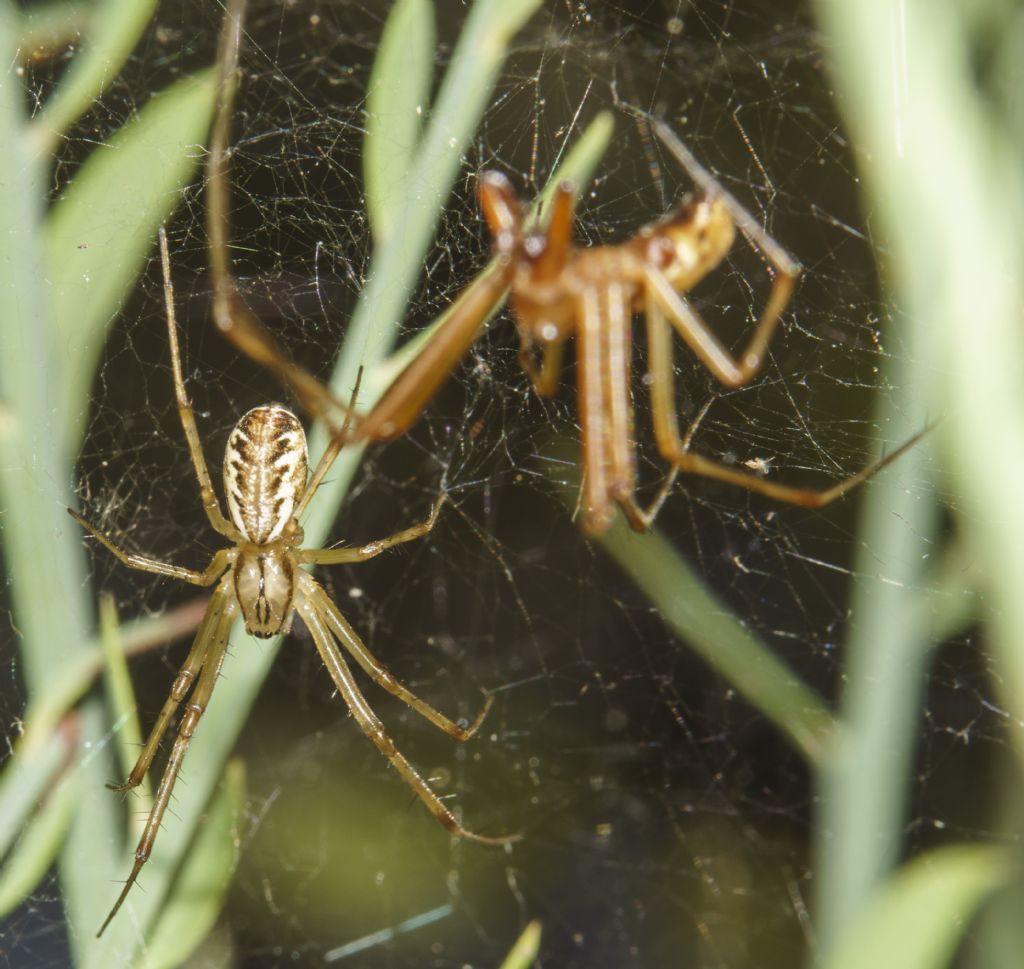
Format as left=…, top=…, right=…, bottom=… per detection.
left=67, top=509, right=232, bottom=587
left=602, top=281, right=638, bottom=514
left=107, top=584, right=229, bottom=792
left=477, top=171, right=523, bottom=250
left=297, top=492, right=445, bottom=566
left=298, top=600, right=519, bottom=845
left=97, top=592, right=237, bottom=938
left=616, top=397, right=714, bottom=530
left=158, top=229, right=239, bottom=542
left=644, top=264, right=795, bottom=389
left=576, top=285, right=636, bottom=535
left=327, top=173, right=537, bottom=441
left=291, top=367, right=365, bottom=525
left=301, top=574, right=491, bottom=741
left=511, top=177, right=573, bottom=395
left=356, top=261, right=513, bottom=441
left=576, top=287, right=612, bottom=533
left=205, top=0, right=357, bottom=436
left=643, top=293, right=924, bottom=507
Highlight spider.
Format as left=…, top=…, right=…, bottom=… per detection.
left=204, top=2, right=918, bottom=534
left=71, top=230, right=516, bottom=938
left=359, top=120, right=925, bottom=533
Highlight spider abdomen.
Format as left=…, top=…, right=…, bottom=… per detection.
left=224, top=405, right=309, bottom=545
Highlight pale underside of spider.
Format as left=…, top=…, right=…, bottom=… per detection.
left=72, top=230, right=516, bottom=938
left=205, top=2, right=920, bottom=536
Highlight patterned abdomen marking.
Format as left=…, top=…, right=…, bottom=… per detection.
left=224, top=406, right=309, bottom=544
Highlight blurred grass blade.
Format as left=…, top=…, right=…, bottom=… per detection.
left=542, top=436, right=835, bottom=765
left=363, top=0, right=434, bottom=243
left=45, top=67, right=218, bottom=453
left=532, top=111, right=615, bottom=214
left=0, top=729, right=70, bottom=861
left=326, top=0, right=543, bottom=426
left=17, top=0, right=90, bottom=57
left=98, top=594, right=151, bottom=806
left=497, top=920, right=542, bottom=969
left=25, top=0, right=158, bottom=159
left=20, top=598, right=207, bottom=759
left=823, top=845, right=1008, bottom=969
left=810, top=0, right=1003, bottom=951
left=138, top=760, right=245, bottom=969
left=324, top=905, right=453, bottom=961
left=596, top=521, right=834, bottom=763
left=0, top=5, right=119, bottom=958
left=0, top=767, right=79, bottom=918
left=0, top=598, right=197, bottom=925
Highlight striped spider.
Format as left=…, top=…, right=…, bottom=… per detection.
left=71, top=230, right=516, bottom=938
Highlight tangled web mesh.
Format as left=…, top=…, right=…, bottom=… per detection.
left=3, top=1, right=997, bottom=967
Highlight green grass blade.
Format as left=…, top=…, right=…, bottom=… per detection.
left=363, top=0, right=434, bottom=244
left=0, top=5, right=120, bottom=959
left=24, top=0, right=158, bottom=159
left=137, top=761, right=245, bottom=969
left=16, top=0, right=90, bottom=55
left=0, top=730, right=69, bottom=862
left=0, top=767, right=79, bottom=919
left=823, top=845, right=1008, bottom=969
left=20, top=598, right=207, bottom=758
left=98, top=595, right=151, bottom=805
left=45, top=67, right=218, bottom=453
left=497, top=920, right=542, bottom=969
left=809, top=0, right=1018, bottom=952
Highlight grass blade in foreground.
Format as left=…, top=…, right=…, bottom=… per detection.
left=822, top=845, right=1008, bottom=969
left=809, top=0, right=1016, bottom=955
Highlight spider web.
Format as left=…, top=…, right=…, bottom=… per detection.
left=1, top=1, right=1000, bottom=967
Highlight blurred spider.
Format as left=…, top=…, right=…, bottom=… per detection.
left=361, top=122, right=924, bottom=533
left=207, top=1, right=919, bottom=535
left=71, top=230, right=516, bottom=938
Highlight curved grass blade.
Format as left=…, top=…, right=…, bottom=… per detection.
left=0, top=766, right=79, bottom=919
left=363, top=0, right=434, bottom=244
left=137, top=761, right=246, bottom=969
left=25, top=0, right=158, bottom=159
left=823, top=845, right=1009, bottom=969
left=45, top=67, right=218, bottom=453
